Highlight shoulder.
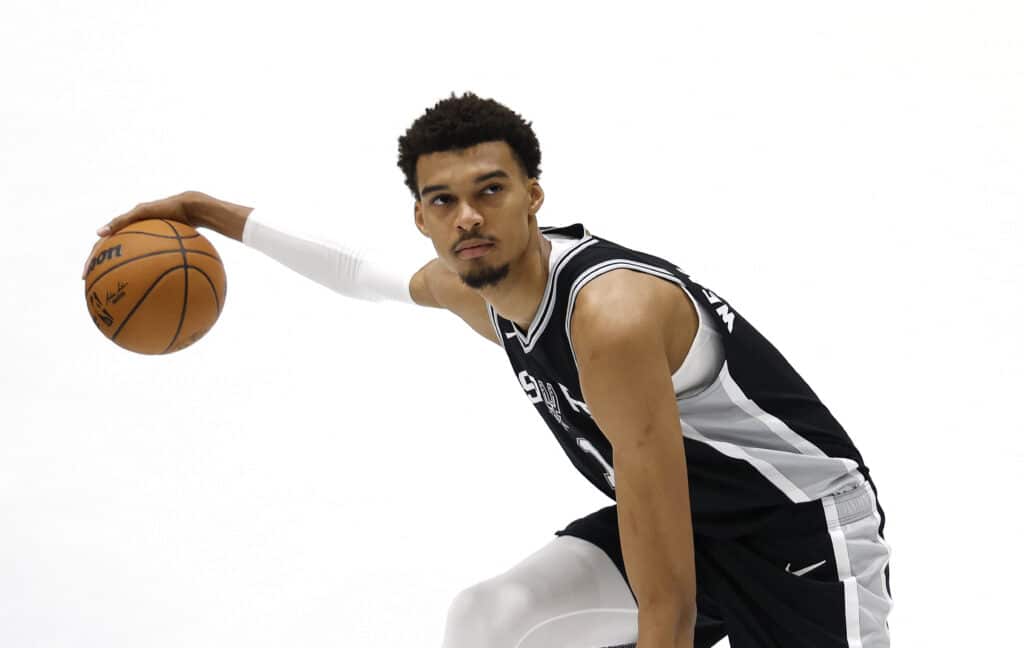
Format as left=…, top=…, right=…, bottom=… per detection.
left=571, top=268, right=690, bottom=336
left=569, top=268, right=697, bottom=363
left=410, top=259, right=500, bottom=345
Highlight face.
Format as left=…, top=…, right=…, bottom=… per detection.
left=414, top=141, right=544, bottom=289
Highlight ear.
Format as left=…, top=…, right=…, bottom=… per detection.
left=413, top=201, right=429, bottom=237
left=528, top=180, right=545, bottom=219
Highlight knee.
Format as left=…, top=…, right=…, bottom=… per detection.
left=442, top=579, right=539, bottom=647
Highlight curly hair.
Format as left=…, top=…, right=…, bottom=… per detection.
left=397, top=92, right=542, bottom=199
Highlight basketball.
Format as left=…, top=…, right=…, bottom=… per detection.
left=83, top=219, right=227, bottom=355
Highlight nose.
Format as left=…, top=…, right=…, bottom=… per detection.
left=454, top=201, right=484, bottom=231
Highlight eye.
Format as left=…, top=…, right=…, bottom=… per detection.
left=482, top=184, right=503, bottom=195
left=430, top=194, right=454, bottom=206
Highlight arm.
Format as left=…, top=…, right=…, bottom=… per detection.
left=89, top=191, right=499, bottom=344
left=95, top=190, right=251, bottom=241
left=570, top=270, right=699, bottom=648
left=410, top=259, right=501, bottom=345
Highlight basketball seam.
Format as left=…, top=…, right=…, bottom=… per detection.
left=162, top=220, right=189, bottom=354
left=86, top=249, right=220, bottom=293
left=111, top=265, right=187, bottom=341
left=115, top=230, right=202, bottom=240
left=189, top=265, right=222, bottom=314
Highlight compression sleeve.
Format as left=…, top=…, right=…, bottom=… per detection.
left=241, top=208, right=425, bottom=304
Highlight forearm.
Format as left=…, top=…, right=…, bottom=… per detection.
left=637, top=603, right=696, bottom=648
left=237, top=203, right=425, bottom=304
left=628, top=521, right=698, bottom=648
left=184, top=191, right=252, bottom=242
left=89, top=191, right=426, bottom=305
left=617, top=449, right=697, bottom=648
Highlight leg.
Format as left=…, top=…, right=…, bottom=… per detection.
left=440, top=534, right=639, bottom=648
left=559, top=506, right=727, bottom=648
left=702, top=481, right=893, bottom=648
left=441, top=505, right=729, bottom=648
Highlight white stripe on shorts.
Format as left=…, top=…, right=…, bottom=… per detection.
left=822, top=483, right=893, bottom=647
left=824, top=494, right=863, bottom=647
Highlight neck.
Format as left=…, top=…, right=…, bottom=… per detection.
left=479, top=229, right=552, bottom=330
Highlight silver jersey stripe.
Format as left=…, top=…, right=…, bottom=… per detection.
left=861, top=482, right=894, bottom=645
left=823, top=494, right=864, bottom=647
left=679, top=416, right=811, bottom=502
left=679, top=362, right=864, bottom=502
left=720, top=368, right=835, bottom=459
left=818, top=482, right=892, bottom=646
left=558, top=257, right=863, bottom=504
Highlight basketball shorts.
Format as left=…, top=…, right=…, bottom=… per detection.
left=555, top=481, right=893, bottom=648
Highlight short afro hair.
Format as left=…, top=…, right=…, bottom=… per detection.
left=397, top=92, right=542, bottom=199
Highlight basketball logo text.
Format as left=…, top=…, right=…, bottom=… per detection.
left=89, top=291, right=115, bottom=327
left=88, top=244, right=123, bottom=274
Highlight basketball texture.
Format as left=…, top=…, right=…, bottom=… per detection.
left=84, top=219, right=227, bottom=355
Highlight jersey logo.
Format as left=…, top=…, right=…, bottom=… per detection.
left=785, top=560, right=827, bottom=577
left=517, top=370, right=591, bottom=431
left=539, top=381, right=567, bottom=430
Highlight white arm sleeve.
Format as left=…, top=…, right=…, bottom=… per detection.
left=241, top=208, right=425, bottom=304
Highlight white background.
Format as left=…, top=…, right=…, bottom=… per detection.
left=2, top=1, right=1021, bottom=646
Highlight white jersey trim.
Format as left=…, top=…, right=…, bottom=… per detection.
left=486, top=300, right=503, bottom=341
left=561, top=257, right=723, bottom=399
left=823, top=495, right=864, bottom=647
left=563, top=258, right=685, bottom=367
left=514, top=236, right=598, bottom=353
left=680, top=415, right=812, bottom=503
left=721, top=368, right=833, bottom=461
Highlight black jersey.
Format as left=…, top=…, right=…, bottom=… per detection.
left=486, top=224, right=873, bottom=537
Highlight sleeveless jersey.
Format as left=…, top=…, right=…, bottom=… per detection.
left=486, top=224, right=873, bottom=537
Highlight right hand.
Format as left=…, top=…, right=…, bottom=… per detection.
left=83, top=191, right=250, bottom=279
left=83, top=191, right=200, bottom=279
left=95, top=190, right=207, bottom=236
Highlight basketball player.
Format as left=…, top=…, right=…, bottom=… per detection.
left=89, top=92, right=893, bottom=648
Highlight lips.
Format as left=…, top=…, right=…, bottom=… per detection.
left=455, top=238, right=493, bottom=252
left=455, top=238, right=495, bottom=259
left=456, top=242, right=494, bottom=259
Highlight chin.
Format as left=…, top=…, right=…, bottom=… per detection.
left=460, top=262, right=511, bottom=289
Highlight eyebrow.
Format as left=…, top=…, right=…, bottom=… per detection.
left=420, top=170, right=510, bottom=198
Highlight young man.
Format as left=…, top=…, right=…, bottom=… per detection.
left=89, top=93, right=892, bottom=648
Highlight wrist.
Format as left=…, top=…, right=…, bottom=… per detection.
left=183, top=191, right=252, bottom=242
left=637, top=603, right=696, bottom=648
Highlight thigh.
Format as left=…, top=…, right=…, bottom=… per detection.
left=442, top=533, right=639, bottom=648
left=558, top=506, right=729, bottom=648
left=701, top=482, right=893, bottom=648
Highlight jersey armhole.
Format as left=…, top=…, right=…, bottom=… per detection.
left=563, top=259, right=689, bottom=367
left=563, top=259, right=724, bottom=399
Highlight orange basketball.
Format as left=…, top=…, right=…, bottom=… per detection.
left=83, top=219, right=227, bottom=355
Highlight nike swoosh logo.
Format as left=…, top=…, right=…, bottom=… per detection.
left=786, top=560, right=827, bottom=577
left=504, top=330, right=519, bottom=339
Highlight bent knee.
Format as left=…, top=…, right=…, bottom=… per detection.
left=442, top=579, right=541, bottom=647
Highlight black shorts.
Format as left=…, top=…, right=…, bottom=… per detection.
left=555, top=481, right=892, bottom=648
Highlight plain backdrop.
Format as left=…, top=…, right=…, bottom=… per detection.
left=1, top=1, right=1021, bottom=646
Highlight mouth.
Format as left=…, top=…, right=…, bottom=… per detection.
left=455, top=239, right=496, bottom=259
left=456, top=243, right=494, bottom=259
